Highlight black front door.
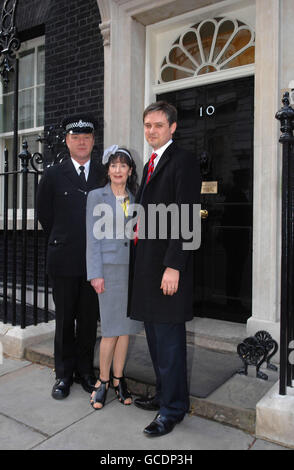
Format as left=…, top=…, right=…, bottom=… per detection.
left=159, top=76, right=254, bottom=323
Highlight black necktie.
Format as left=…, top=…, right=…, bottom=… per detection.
left=79, top=165, right=86, bottom=188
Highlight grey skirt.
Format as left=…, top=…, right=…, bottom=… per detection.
left=98, top=264, right=143, bottom=337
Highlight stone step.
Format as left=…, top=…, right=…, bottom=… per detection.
left=24, top=333, right=279, bottom=435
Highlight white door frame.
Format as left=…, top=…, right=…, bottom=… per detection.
left=97, top=0, right=282, bottom=342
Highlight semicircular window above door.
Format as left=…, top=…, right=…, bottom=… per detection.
left=159, top=17, right=255, bottom=84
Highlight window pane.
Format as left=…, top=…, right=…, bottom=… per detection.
left=22, top=133, right=41, bottom=208
left=37, top=45, right=45, bottom=85
left=4, top=137, right=13, bottom=168
left=169, top=47, right=195, bottom=70
left=159, top=19, right=255, bottom=83
left=161, top=67, right=193, bottom=82
left=199, top=21, right=216, bottom=62
left=4, top=135, right=42, bottom=210
left=3, top=137, right=20, bottom=209
left=222, top=46, right=255, bottom=69
left=221, top=29, right=252, bottom=65
left=37, top=86, right=44, bottom=127
left=19, top=49, right=34, bottom=90
left=0, top=40, right=45, bottom=135
left=213, top=20, right=235, bottom=62
left=182, top=31, right=201, bottom=65
left=230, top=29, right=252, bottom=52
left=19, top=89, right=34, bottom=129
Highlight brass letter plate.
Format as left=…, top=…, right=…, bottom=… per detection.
left=201, top=181, right=218, bottom=194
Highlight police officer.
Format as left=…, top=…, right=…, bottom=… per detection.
left=37, top=114, right=103, bottom=399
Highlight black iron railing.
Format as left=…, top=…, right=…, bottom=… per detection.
left=0, top=133, right=68, bottom=328
left=0, top=0, right=68, bottom=328
left=276, top=91, right=294, bottom=395
left=0, top=142, right=49, bottom=327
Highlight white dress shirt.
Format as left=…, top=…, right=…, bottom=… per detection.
left=71, top=158, right=90, bottom=181
left=152, top=139, right=173, bottom=170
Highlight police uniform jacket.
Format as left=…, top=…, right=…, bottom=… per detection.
left=37, top=157, right=103, bottom=277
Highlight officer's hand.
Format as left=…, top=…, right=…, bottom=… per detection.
left=90, top=278, right=105, bottom=294
left=160, top=267, right=179, bottom=296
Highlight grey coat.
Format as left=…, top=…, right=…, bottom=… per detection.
left=86, top=183, right=134, bottom=280
left=86, top=183, right=142, bottom=337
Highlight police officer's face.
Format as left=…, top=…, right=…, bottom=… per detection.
left=143, top=111, right=177, bottom=151
left=66, top=133, right=95, bottom=163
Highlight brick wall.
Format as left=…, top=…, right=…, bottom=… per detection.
left=15, top=0, right=104, bottom=159
left=0, top=0, right=105, bottom=324
left=45, top=0, right=104, bottom=158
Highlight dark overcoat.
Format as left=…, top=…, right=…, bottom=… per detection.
left=36, top=157, right=103, bottom=277
left=128, top=142, right=201, bottom=323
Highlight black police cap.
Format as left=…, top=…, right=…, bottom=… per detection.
left=62, top=114, right=98, bottom=134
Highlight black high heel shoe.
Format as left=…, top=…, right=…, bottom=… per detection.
left=90, top=378, right=110, bottom=410
left=112, top=375, right=132, bottom=405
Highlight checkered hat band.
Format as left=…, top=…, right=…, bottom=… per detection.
left=66, top=120, right=94, bottom=131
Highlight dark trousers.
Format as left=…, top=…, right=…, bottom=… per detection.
left=51, top=276, right=99, bottom=379
left=144, top=321, right=190, bottom=422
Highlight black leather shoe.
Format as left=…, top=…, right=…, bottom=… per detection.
left=134, top=395, right=160, bottom=411
left=74, top=373, right=97, bottom=393
left=52, top=378, right=73, bottom=400
left=144, top=414, right=178, bottom=437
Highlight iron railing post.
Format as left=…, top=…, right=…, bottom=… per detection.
left=33, top=171, right=39, bottom=325
left=280, top=140, right=290, bottom=395
left=19, top=141, right=31, bottom=329
left=276, top=92, right=294, bottom=395
left=11, top=57, right=18, bottom=325
left=3, top=148, right=9, bottom=323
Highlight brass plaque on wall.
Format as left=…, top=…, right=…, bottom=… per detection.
left=201, top=181, right=218, bottom=194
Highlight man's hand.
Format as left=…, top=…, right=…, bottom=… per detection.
left=160, top=267, right=180, bottom=296
left=90, top=278, right=105, bottom=294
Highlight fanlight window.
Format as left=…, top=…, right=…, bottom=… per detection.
left=160, top=17, right=255, bottom=83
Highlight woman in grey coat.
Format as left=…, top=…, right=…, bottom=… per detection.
left=86, top=146, right=142, bottom=410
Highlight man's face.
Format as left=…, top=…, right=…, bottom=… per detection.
left=143, top=111, right=177, bottom=151
left=65, top=133, right=95, bottom=163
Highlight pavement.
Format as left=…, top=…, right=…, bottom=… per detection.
left=0, top=354, right=289, bottom=452
left=24, top=332, right=282, bottom=435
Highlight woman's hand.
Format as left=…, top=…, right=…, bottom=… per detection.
left=160, top=267, right=179, bottom=296
left=90, top=277, right=105, bottom=294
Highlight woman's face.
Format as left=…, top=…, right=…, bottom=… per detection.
left=108, top=157, right=132, bottom=186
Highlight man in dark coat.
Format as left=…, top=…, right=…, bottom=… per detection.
left=130, top=101, right=201, bottom=436
left=37, top=114, right=103, bottom=399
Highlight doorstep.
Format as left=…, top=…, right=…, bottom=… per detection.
left=24, top=322, right=279, bottom=435
left=186, top=317, right=247, bottom=352
left=0, top=320, right=55, bottom=359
